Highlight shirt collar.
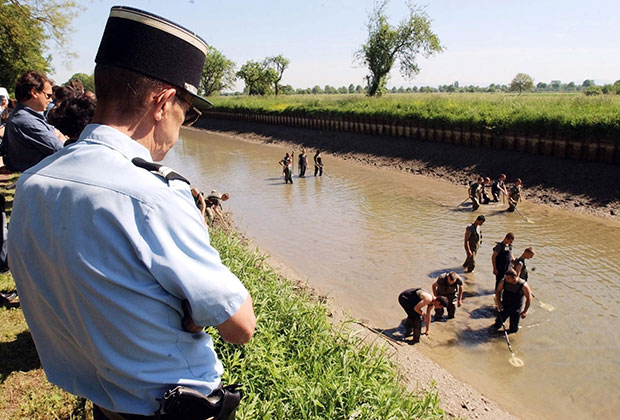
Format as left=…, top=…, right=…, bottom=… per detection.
left=78, top=124, right=152, bottom=162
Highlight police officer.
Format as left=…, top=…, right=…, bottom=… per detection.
left=463, top=215, right=485, bottom=273
left=8, top=7, right=255, bottom=419
left=432, top=271, right=464, bottom=320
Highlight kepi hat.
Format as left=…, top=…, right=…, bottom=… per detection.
left=95, top=6, right=211, bottom=112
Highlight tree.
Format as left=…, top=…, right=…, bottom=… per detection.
left=348, top=83, right=356, bottom=93
left=582, top=79, right=595, bottom=88
left=236, top=60, right=277, bottom=95
left=509, top=73, right=534, bottom=94
left=264, top=54, right=289, bottom=96
left=0, top=1, right=81, bottom=90
left=67, top=72, right=94, bottom=92
left=200, top=47, right=236, bottom=97
left=355, top=1, right=442, bottom=96
left=536, top=82, right=548, bottom=91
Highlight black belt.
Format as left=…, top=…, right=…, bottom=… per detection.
left=94, top=404, right=155, bottom=420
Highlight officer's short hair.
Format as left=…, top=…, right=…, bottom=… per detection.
left=505, top=268, right=517, bottom=278
left=15, top=70, right=51, bottom=102
left=94, top=64, right=175, bottom=119
left=476, top=215, right=486, bottom=222
left=505, top=232, right=514, bottom=241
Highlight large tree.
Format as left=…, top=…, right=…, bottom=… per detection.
left=264, top=54, right=289, bottom=96
left=509, top=73, right=534, bottom=95
left=0, top=0, right=81, bottom=91
left=236, top=60, right=277, bottom=95
left=200, top=47, right=236, bottom=97
left=356, top=0, right=442, bottom=96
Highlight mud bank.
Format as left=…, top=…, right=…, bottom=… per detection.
left=195, top=118, right=620, bottom=220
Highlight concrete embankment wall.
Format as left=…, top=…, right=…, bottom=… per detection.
left=203, top=110, right=619, bottom=165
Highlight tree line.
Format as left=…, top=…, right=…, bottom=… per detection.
left=2, top=1, right=617, bottom=100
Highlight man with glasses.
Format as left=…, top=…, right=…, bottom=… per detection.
left=1, top=70, right=67, bottom=171
left=8, top=6, right=255, bottom=420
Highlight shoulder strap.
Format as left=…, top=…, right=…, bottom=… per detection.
left=131, top=157, right=190, bottom=185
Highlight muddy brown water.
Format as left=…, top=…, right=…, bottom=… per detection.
left=164, top=129, right=620, bottom=420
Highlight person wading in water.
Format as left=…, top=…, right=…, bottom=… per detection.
left=492, top=268, right=532, bottom=334
left=463, top=215, right=485, bottom=273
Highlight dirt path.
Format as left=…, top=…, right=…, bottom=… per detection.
left=195, top=119, right=620, bottom=220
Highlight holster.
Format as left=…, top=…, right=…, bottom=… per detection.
left=156, top=384, right=242, bottom=420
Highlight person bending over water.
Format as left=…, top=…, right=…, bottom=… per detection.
left=398, top=288, right=447, bottom=344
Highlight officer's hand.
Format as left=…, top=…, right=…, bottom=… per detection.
left=457, top=301, right=462, bottom=307
left=493, top=268, right=498, bottom=275
left=521, top=311, right=527, bottom=319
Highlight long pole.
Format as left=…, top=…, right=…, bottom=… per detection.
left=501, top=322, right=524, bottom=367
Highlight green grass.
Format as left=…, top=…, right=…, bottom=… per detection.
left=210, top=93, right=620, bottom=142
left=0, top=174, right=442, bottom=419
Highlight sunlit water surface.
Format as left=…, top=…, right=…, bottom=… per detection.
left=163, top=128, right=620, bottom=420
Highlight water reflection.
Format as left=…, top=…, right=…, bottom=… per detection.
left=164, top=128, right=620, bottom=420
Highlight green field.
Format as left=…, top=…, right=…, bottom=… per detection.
left=210, top=93, right=620, bottom=141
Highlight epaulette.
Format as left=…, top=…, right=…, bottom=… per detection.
left=132, top=157, right=190, bottom=185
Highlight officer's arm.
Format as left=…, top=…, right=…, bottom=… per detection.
left=491, top=250, right=498, bottom=274
left=457, top=284, right=463, bottom=306
left=216, top=294, right=256, bottom=344
left=432, top=281, right=438, bottom=297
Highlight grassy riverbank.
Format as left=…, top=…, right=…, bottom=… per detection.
left=211, top=93, right=620, bottom=142
left=0, top=172, right=442, bottom=419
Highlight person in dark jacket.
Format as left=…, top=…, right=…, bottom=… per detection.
left=492, top=232, right=514, bottom=289
left=1, top=70, right=67, bottom=171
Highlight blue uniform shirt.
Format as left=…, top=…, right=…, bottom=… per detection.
left=8, top=124, right=249, bottom=415
left=2, top=102, right=64, bottom=171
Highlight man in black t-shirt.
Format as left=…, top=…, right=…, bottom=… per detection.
left=492, top=232, right=514, bottom=289
left=432, top=272, right=463, bottom=320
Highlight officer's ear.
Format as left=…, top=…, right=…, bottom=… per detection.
left=152, top=88, right=177, bottom=122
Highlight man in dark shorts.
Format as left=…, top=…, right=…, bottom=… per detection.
left=463, top=215, right=485, bottom=273
left=432, top=271, right=463, bottom=320
left=492, top=233, right=514, bottom=289
left=398, top=288, right=447, bottom=344
left=493, top=268, right=531, bottom=333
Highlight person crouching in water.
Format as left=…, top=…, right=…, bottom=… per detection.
left=492, top=268, right=532, bottom=334
left=432, top=272, right=463, bottom=321
left=398, top=288, right=447, bottom=344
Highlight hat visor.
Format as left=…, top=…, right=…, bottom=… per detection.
left=190, top=91, right=212, bottom=114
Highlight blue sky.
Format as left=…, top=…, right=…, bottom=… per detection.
left=51, top=0, right=620, bottom=90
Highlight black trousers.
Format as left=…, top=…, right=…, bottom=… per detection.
left=398, top=293, right=423, bottom=343
left=93, top=405, right=155, bottom=420
left=434, top=300, right=456, bottom=319
left=495, top=305, right=521, bottom=333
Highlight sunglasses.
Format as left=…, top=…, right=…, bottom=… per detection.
left=39, top=90, right=53, bottom=100
left=175, top=94, right=202, bottom=126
